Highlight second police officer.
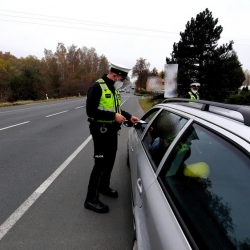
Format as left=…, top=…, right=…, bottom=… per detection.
left=184, top=82, right=201, bottom=100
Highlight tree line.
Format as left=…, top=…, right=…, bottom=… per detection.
left=0, top=43, right=109, bottom=102
left=1, top=8, right=249, bottom=104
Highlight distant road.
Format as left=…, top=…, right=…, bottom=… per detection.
left=0, top=95, right=145, bottom=250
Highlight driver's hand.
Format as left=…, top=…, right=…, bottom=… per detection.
left=130, top=116, right=140, bottom=124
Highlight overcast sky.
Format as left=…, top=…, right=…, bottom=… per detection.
left=1, top=0, right=250, bottom=79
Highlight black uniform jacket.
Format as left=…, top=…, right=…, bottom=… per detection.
left=86, top=74, right=132, bottom=125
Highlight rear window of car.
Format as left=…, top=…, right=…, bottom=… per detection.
left=159, top=123, right=250, bottom=249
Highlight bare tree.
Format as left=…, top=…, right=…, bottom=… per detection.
left=131, top=58, right=150, bottom=91
left=243, top=69, right=250, bottom=87
left=67, top=44, right=80, bottom=74
left=42, top=49, right=61, bottom=97
left=55, top=43, right=67, bottom=85
left=97, top=55, right=109, bottom=78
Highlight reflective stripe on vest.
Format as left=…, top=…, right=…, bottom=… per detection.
left=95, top=78, right=121, bottom=124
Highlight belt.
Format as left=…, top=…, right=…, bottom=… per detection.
left=88, top=118, right=115, bottom=125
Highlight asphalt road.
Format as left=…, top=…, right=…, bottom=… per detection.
left=0, top=93, right=145, bottom=250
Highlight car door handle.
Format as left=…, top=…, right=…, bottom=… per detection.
left=131, top=146, right=133, bottom=152
left=137, top=178, right=142, bottom=194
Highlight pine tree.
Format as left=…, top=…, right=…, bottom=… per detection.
left=166, top=8, right=244, bottom=101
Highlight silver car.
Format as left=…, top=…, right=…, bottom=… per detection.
left=127, top=98, right=250, bottom=250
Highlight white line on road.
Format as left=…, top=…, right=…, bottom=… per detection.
left=121, top=97, right=130, bottom=105
left=0, top=99, right=86, bottom=114
left=75, top=106, right=85, bottom=109
left=0, top=121, right=30, bottom=131
left=46, top=110, right=68, bottom=117
left=0, top=135, right=92, bottom=241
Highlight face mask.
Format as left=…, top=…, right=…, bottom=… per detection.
left=192, top=90, right=198, bottom=94
left=114, top=81, right=123, bottom=89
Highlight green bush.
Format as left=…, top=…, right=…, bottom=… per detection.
left=151, top=93, right=164, bottom=100
left=224, top=91, right=250, bottom=105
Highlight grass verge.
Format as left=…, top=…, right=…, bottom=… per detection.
left=138, top=96, right=164, bottom=112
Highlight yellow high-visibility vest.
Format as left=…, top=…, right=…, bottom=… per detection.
left=188, top=91, right=199, bottom=100
left=96, top=78, right=121, bottom=123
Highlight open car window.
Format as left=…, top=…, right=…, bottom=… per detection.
left=134, top=108, right=160, bottom=137
left=141, top=109, right=188, bottom=169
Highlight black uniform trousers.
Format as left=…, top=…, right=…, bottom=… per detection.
left=86, top=122, right=118, bottom=201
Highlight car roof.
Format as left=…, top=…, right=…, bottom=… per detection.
left=155, top=98, right=250, bottom=143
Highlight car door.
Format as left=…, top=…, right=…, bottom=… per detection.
left=128, top=108, right=161, bottom=207
left=157, top=121, right=250, bottom=249
left=135, top=109, right=189, bottom=206
left=134, top=109, right=191, bottom=249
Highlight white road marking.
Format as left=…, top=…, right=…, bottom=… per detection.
left=75, top=106, right=85, bottom=109
left=0, top=103, right=67, bottom=114
left=46, top=110, right=68, bottom=117
left=0, top=135, right=92, bottom=241
left=0, top=121, right=30, bottom=131
left=0, top=99, right=86, bottom=114
left=0, top=96, right=128, bottom=239
left=121, top=97, right=130, bottom=105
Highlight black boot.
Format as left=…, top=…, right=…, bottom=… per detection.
left=84, top=198, right=109, bottom=213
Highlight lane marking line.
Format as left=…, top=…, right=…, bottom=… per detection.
left=75, top=106, right=85, bottom=109
left=0, top=121, right=30, bottom=131
left=0, top=99, right=86, bottom=114
left=46, top=110, right=68, bottom=117
left=121, top=97, right=130, bottom=105
left=0, top=135, right=92, bottom=241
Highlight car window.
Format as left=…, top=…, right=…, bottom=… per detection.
left=134, top=108, right=160, bottom=137
left=159, top=123, right=250, bottom=249
left=142, top=110, right=188, bottom=168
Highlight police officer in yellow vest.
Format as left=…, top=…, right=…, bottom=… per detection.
left=84, top=63, right=140, bottom=213
left=184, top=82, right=200, bottom=100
